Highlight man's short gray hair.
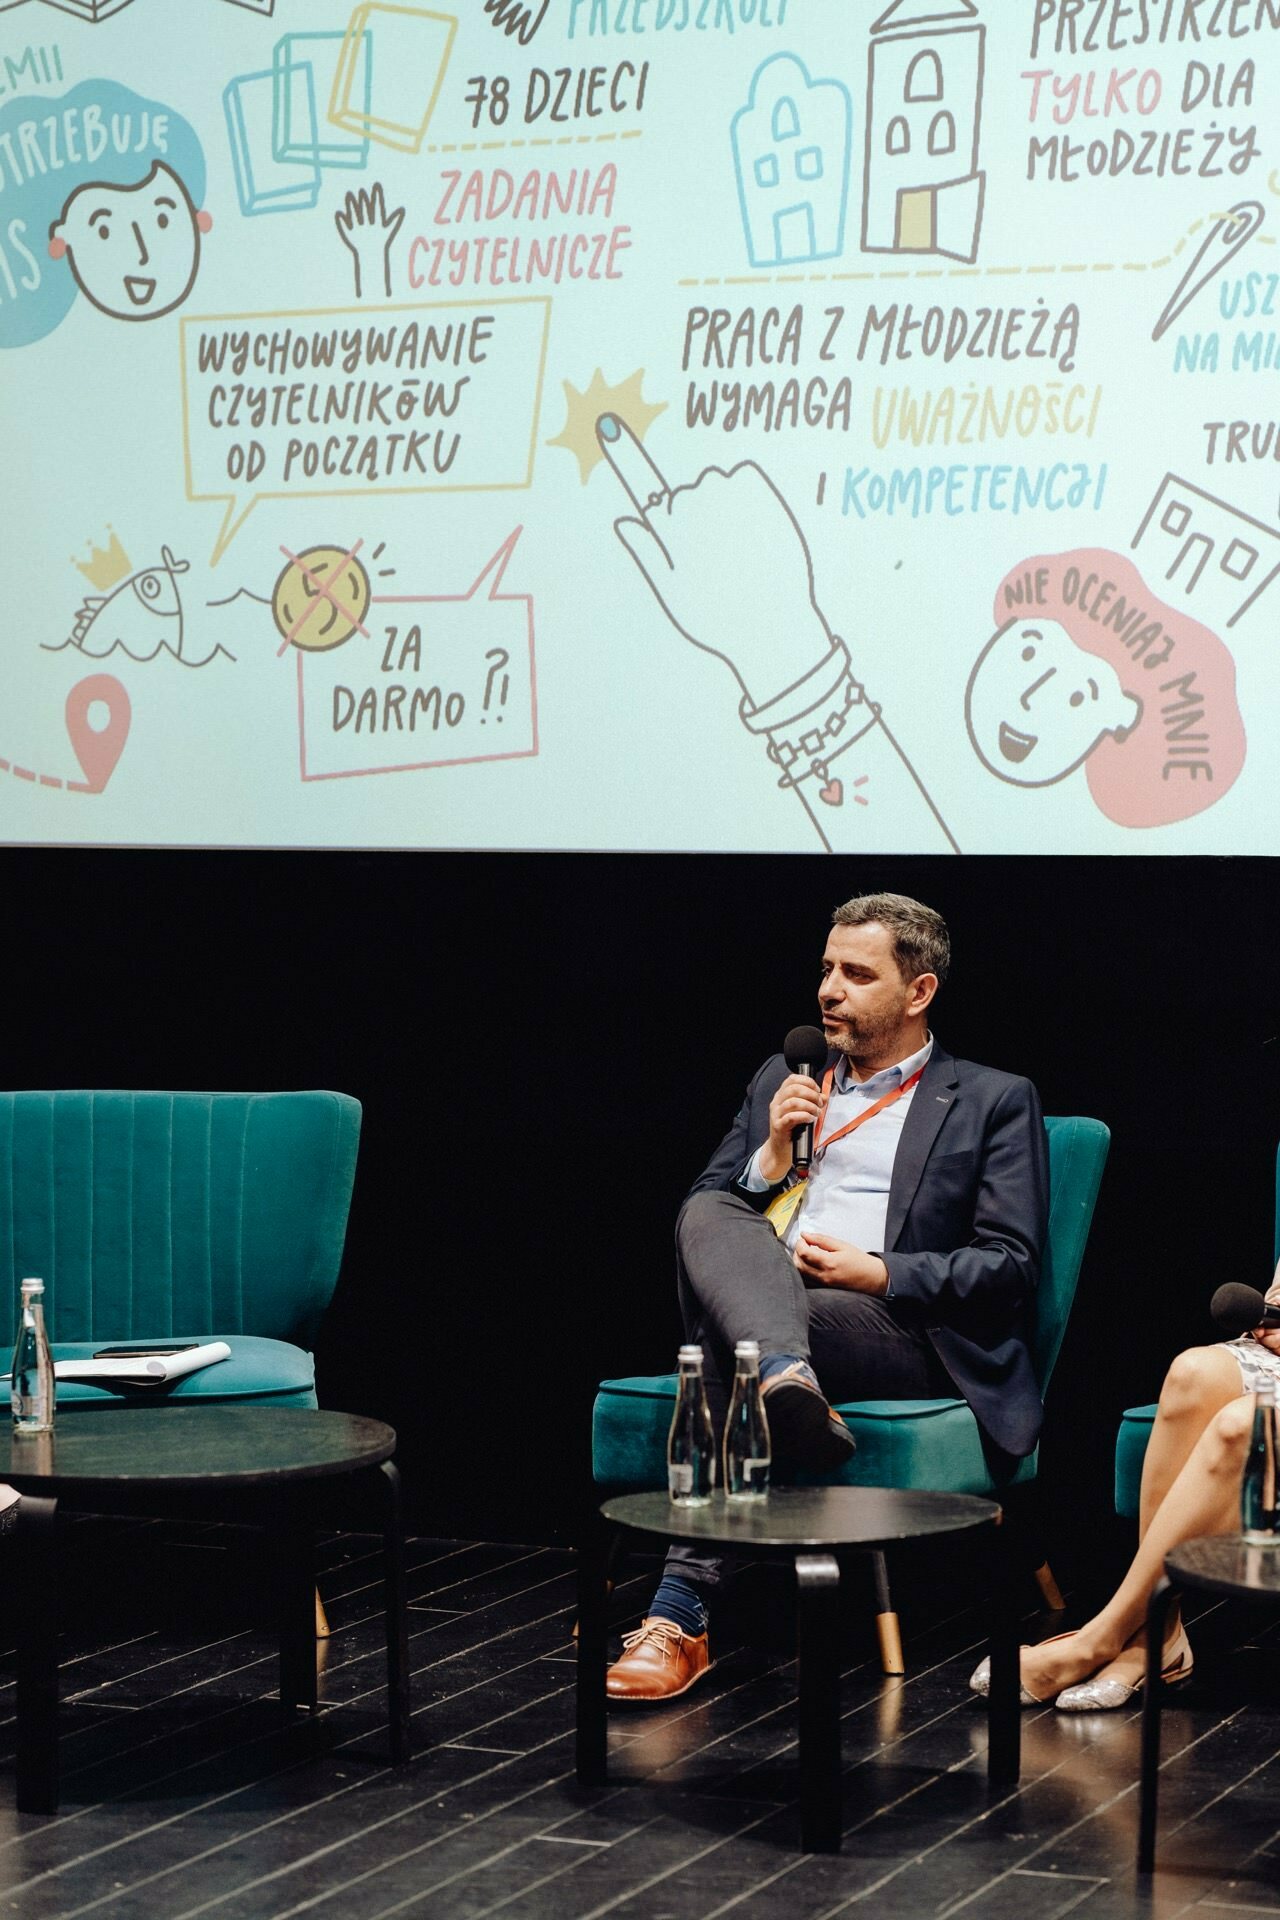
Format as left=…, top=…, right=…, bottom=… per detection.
left=831, top=892, right=950, bottom=986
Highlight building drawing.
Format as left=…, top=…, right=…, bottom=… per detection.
left=1131, top=474, right=1280, bottom=632
left=731, top=54, right=852, bottom=270
left=862, top=0, right=985, bottom=263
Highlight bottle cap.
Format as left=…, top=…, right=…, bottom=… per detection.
left=677, top=1344, right=703, bottom=1363
left=734, top=1339, right=761, bottom=1357
left=19, top=1278, right=44, bottom=1296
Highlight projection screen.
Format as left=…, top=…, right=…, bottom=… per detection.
left=2, top=0, right=1277, bottom=852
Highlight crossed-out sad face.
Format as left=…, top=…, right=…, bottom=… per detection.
left=964, top=618, right=1143, bottom=788
left=48, top=161, right=210, bottom=321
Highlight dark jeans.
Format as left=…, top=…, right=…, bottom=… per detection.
left=664, top=1189, right=953, bottom=1601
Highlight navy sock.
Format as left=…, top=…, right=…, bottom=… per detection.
left=649, top=1573, right=709, bottom=1636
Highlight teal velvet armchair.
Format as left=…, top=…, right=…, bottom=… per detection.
left=0, top=1090, right=361, bottom=1411
left=592, top=1114, right=1110, bottom=1669
left=1115, top=1138, right=1280, bottom=1520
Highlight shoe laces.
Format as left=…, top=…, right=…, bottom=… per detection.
left=620, top=1619, right=689, bottom=1664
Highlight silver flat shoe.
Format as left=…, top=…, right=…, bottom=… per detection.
left=968, top=1654, right=1043, bottom=1706
left=968, top=1629, right=1078, bottom=1705
left=1054, top=1629, right=1194, bottom=1713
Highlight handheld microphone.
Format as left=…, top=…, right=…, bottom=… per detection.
left=783, top=1024, right=828, bottom=1178
left=1209, top=1282, right=1280, bottom=1337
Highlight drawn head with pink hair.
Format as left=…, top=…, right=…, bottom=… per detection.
left=966, top=548, right=1246, bottom=827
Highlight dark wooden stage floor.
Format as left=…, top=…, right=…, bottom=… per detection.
left=3, top=1525, right=1280, bottom=1919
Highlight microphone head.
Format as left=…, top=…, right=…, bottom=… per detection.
left=784, top=1024, right=828, bottom=1074
left=1210, top=1281, right=1269, bottom=1337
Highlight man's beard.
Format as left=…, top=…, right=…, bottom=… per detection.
left=825, top=1004, right=911, bottom=1067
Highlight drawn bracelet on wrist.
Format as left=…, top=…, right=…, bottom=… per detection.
left=739, top=639, right=879, bottom=801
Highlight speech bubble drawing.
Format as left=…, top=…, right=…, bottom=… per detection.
left=179, top=297, right=552, bottom=563
left=296, top=528, right=536, bottom=780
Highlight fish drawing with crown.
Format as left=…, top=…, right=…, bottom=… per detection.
left=47, top=536, right=229, bottom=666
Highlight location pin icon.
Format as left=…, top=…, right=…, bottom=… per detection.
left=65, top=674, right=131, bottom=793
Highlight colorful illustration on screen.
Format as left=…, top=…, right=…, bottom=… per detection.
left=273, top=543, right=373, bottom=652
left=2, top=0, right=1278, bottom=851
left=48, top=160, right=210, bottom=322
left=598, top=413, right=958, bottom=854
left=732, top=54, right=853, bottom=270
left=970, top=549, right=1246, bottom=828
left=862, top=0, right=986, bottom=263
left=0, top=82, right=206, bottom=349
left=45, top=535, right=232, bottom=668
left=0, top=673, right=129, bottom=794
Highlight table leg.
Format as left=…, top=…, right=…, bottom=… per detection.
left=378, top=1461, right=411, bottom=1763
left=871, top=1550, right=904, bottom=1677
left=275, top=1514, right=317, bottom=1715
left=15, top=1493, right=58, bottom=1814
left=986, top=1525, right=1021, bottom=1789
left=796, top=1551, right=842, bottom=1853
left=1138, top=1574, right=1175, bottom=1875
left=576, top=1513, right=612, bottom=1787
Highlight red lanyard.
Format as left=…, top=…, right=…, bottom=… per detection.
left=810, top=1065, right=925, bottom=1165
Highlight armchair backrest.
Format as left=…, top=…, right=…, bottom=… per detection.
left=0, top=1091, right=361, bottom=1348
left=1033, top=1115, right=1111, bottom=1393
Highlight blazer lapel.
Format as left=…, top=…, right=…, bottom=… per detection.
left=884, top=1043, right=959, bottom=1249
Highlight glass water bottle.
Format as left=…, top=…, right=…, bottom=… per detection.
left=1242, top=1376, right=1279, bottom=1542
left=11, top=1277, right=55, bottom=1435
left=667, top=1343, right=715, bottom=1505
left=724, top=1339, right=770, bottom=1501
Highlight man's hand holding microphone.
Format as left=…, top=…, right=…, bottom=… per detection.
left=757, top=1055, right=824, bottom=1191
left=760, top=1025, right=890, bottom=1297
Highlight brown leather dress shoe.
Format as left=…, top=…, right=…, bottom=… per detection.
left=605, top=1617, right=713, bottom=1703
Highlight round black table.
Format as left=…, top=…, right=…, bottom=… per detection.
left=577, top=1487, right=1018, bottom=1854
left=1139, top=1534, right=1280, bottom=1872
left=0, top=1408, right=410, bottom=1813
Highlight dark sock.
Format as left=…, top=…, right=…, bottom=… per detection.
left=649, top=1573, right=709, bottom=1636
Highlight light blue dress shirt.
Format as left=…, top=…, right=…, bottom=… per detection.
left=741, top=1035, right=934, bottom=1260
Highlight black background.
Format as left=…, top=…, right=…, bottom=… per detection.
left=8, top=847, right=1277, bottom=1579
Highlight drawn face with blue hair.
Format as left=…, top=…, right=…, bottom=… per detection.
left=49, top=161, right=210, bottom=322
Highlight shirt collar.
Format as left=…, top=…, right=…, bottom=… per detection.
left=833, top=1033, right=934, bottom=1097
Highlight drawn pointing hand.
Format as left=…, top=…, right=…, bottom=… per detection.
left=334, top=183, right=406, bottom=301
left=597, top=413, right=832, bottom=710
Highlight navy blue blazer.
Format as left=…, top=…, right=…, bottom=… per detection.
left=686, top=1040, right=1049, bottom=1459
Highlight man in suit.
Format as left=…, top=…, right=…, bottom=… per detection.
left=607, top=890, right=1049, bottom=1702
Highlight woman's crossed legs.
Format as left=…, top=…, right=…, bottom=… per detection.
left=1018, top=1343, right=1248, bottom=1703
